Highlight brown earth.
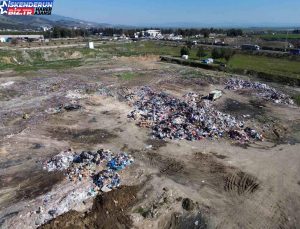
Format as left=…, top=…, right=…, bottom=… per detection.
left=0, top=56, right=299, bottom=228
left=40, top=186, right=140, bottom=229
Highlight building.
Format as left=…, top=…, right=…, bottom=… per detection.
left=0, top=37, right=7, bottom=43
left=165, top=34, right=183, bottom=40
left=41, top=26, right=52, bottom=32
left=0, top=34, right=44, bottom=42
left=145, top=30, right=161, bottom=38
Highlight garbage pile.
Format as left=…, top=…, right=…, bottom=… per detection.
left=127, top=87, right=262, bottom=142
left=44, top=149, right=134, bottom=193
left=225, top=78, right=294, bottom=105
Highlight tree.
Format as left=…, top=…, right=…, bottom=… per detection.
left=186, top=40, right=193, bottom=49
left=223, top=49, right=235, bottom=62
left=226, top=29, right=243, bottom=37
left=180, top=46, right=190, bottom=56
left=196, top=47, right=206, bottom=58
left=211, top=48, right=223, bottom=59
left=211, top=48, right=235, bottom=61
left=202, top=29, right=210, bottom=38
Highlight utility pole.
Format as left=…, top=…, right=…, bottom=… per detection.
left=285, top=30, right=288, bottom=52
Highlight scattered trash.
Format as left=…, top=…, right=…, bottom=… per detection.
left=44, top=150, right=75, bottom=172
left=44, top=149, right=134, bottom=193
left=64, top=104, right=82, bottom=111
left=45, top=106, right=63, bottom=114
left=182, top=55, right=189, bottom=60
left=66, top=90, right=88, bottom=100
left=22, top=113, right=30, bottom=120
left=208, top=90, right=222, bottom=101
left=46, top=103, right=82, bottom=114
left=145, top=145, right=153, bottom=150
left=0, top=81, right=15, bottom=88
left=225, top=78, right=294, bottom=105
left=127, top=87, right=261, bottom=142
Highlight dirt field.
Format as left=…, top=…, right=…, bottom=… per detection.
left=0, top=56, right=299, bottom=229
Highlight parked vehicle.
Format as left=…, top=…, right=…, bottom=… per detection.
left=241, top=44, right=260, bottom=51
left=202, top=58, right=214, bottom=64
left=290, top=49, right=300, bottom=55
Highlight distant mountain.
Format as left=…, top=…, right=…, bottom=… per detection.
left=0, top=14, right=111, bottom=30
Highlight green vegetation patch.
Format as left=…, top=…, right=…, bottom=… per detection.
left=228, top=54, right=300, bottom=79
left=259, top=33, right=300, bottom=40
left=293, top=94, right=300, bottom=106
left=14, top=59, right=82, bottom=72
left=115, top=71, right=141, bottom=80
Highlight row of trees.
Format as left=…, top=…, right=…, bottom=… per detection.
left=44, top=27, right=89, bottom=38
left=43, top=26, right=244, bottom=39
left=180, top=46, right=235, bottom=61
left=292, top=29, right=300, bottom=34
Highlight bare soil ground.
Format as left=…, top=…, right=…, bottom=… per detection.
left=0, top=56, right=299, bottom=229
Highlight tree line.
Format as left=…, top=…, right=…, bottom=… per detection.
left=181, top=46, right=235, bottom=62
left=43, top=26, right=244, bottom=39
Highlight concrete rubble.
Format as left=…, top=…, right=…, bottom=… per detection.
left=44, top=149, right=134, bottom=192
left=3, top=150, right=133, bottom=228
left=127, top=87, right=262, bottom=142
left=225, top=78, right=294, bottom=105
left=0, top=81, right=15, bottom=88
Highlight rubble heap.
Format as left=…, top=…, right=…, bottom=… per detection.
left=225, top=78, right=294, bottom=105
left=127, top=87, right=262, bottom=142
left=44, top=149, right=134, bottom=193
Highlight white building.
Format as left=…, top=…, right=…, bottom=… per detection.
left=145, top=30, right=162, bottom=38
left=0, top=35, right=44, bottom=42
left=0, top=37, right=7, bottom=42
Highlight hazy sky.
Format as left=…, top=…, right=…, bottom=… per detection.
left=53, top=0, right=300, bottom=26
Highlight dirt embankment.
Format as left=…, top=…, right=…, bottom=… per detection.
left=40, top=186, right=140, bottom=229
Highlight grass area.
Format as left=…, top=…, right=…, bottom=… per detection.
left=293, top=94, right=300, bottom=106
left=259, top=33, right=300, bottom=40
left=0, top=48, right=92, bottom=72
left=0, top=41, right=300, bottom=85
left=228, top=54, right=300, bottom=79
left=97, top=41, right=209, bottom=59
left=115, top=72, right=140, bottom=80
left=14, top=59, right=82, bottom=72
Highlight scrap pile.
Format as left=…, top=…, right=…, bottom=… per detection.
left=225, top=78, right=294, bottom=105
left=44, top=149, right=134, bottom=193
left=127, top=87, right=262, bottom=142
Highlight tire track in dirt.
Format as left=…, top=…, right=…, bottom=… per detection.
left=224, top=171, right=260, bottom=196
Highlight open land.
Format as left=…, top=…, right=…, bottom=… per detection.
left=0, top=42, right=300, bottom=229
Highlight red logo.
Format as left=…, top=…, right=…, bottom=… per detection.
left=7, top=7, right=34, bottom=15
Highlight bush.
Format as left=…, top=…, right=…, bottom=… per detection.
left=293, top=94, right=300, bottom=105
left=180, top=46, right=190, bottom=56
left=223, top=49, right=235, bottom=62
left=211, top=48, right=235, bottom=61
left=11, top=38, right=18, bottom=45
left=211, top=48, right=223, bottom=59
left=196, top=47, right=206, bottom=58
